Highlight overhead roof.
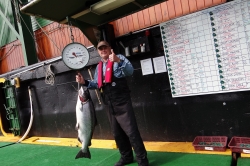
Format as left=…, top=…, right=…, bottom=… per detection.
left=20, top=0, right=166, bottom=46
left=20, top=0, right=167, bottom=46
left=20, top=0, right=166, bottom=26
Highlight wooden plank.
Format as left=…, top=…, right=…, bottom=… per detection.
left=188, top=0, right=198, bottom=13
left=53, top=24, right=61, bottom=57
left=59, top=25, right=68, bottom=50
left=15, top=45, right=20, bottom=67
left=76, top=27, right=82, bottom=45
left=81, top=35, right=87, bottom=46
left=4, top=59, right=8, bottom=73
left=15, top=43, right=21, bottom=67
left=7, top=56, right=10, bottom=72
left=44, top=33, right=52, bottom=60
left=167, top=0, right=176, bottom=19
left=204, top=0, right=213, bottom=8
left=115, top=19, right=124, bottom=36
left=48, top=25, right=56, bottom=58
left=112, top=20, right=119, bottom=37
left=54, top=30, right=60, bottom=57
left=7, top=48, right=13, bottom=71
left=35, top=32, right=41, bottom=61
left=38, top=37, right=45, bottom=61
left=137, top=10, right=145, bottom=29
left=17, top=42, right=22, bottom=67
left=18, top=42, right=25, bottom=67
left=148, top=6, right=157, bottom=25
left=180, top=0, right=190, bottom=15
left=213, top=0, right=222, bottom=6
left=196, top=0, right=205, bottom=10
left=10, top=46, right=16, bottom=70
left=5, top=49, right=9, bottom=71
left=3, top=57, right=7, bottom=73
left=142, top=9, right=151, bottom=27
left=174, top=0, right=183, bottom=18
left=160, top=2, right=169, bottom=22
left=15, top=45, right=22, bottom=68
left=43, top=25, right=51, bottom=58
left=66, top=25, right=72, bottom=46
left=0, top=48, right=6, bottom=73
left=14, top=49, right=19, bottom=69
left=155, top=3, right=163, bottom=24
left=0, top=59, right=2, bottom=73
left=1, top=58, right=6, bottom=73
left=121, top=17, right=129, bottom=34
left=54, top=24, right=61, bottom=52
left=126, top=15, right=134, bottom=33
left=17, top=44, right=23, bottom=68
left=131, top=13, right=140, bottom=31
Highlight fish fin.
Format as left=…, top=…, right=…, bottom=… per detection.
left=75, top=148, right=91, bottom=159
left=77, top=137, right=81, bottom=143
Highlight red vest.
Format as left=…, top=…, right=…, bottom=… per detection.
left=98, top=60, right=113, bottom=88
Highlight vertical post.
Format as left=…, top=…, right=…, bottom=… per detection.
left=14, top=0, right=38, bottom=66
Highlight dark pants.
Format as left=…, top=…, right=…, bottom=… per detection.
left=105, top=97, right=147, bottom=163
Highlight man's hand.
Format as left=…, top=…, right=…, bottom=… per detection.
left=76, top=72, right=85, bottom=84
left=109, top=49, right=120, bottom=63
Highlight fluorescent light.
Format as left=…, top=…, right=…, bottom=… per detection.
left=91, top=0, right=135, bottom=15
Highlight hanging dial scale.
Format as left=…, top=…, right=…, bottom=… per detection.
left=62, top=17, right=90, bottom=70
left=62, top=42, right=90, bottom=70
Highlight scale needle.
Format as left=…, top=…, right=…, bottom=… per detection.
left=72, top=52, right=77, bottom=57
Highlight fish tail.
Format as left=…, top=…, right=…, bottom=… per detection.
left=75, top=148, right=91, bottom=159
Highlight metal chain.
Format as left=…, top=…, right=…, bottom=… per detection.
left=68, top=20, right=74, bottom=43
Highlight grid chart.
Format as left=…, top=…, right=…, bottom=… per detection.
left=160, top=0, right=250, bottom=97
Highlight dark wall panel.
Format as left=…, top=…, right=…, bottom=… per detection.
left=12, top=26, right=250, bottom=142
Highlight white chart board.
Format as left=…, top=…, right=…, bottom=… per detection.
left=160, top=0, right=250, bottom=98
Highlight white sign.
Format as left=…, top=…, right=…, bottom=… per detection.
left=160, top=0, right=250, bottom=97
left=153, top=56, right=167, bottom=74
left=205, top=147, right=214, bottom=151
left=140, top=58, right=154, bottom=75
left=243, top=149, right=250, bottom=154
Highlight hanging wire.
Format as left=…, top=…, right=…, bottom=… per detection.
left=18, top=16, right=47, bottom=60
left=71, top=27, right=82, bottom=41
left=32, top=16, right=61, bottom=52
left=58, top=23, right=66, bottom=36
left=67, top=17, right=75, bottom=43
left=0, top=44, right=17, bottom=61
left=10, top=0, right=47, bottom=60
left=0, top=43, right=19, bottom=50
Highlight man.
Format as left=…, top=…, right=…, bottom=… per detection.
left=76, top=41, right=149, bottom=166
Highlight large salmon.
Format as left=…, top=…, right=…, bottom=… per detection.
left=75, top=86, right=96, bottom=159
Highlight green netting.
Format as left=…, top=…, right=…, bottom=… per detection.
left=237, top=158, right=250, bottom=166
left=0, top=142, right=233, bottom=166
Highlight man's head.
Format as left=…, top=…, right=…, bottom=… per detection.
left=97, top=41, right=111, bottom=60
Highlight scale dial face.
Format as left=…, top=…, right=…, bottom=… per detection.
left=62, top=43, right=90, bottom=70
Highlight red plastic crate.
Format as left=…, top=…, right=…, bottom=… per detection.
left=192, top=136, right=228, bottom=152
left=228, top=137, right=250, bottom=153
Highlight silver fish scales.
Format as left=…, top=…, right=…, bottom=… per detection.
left=75, top=86, right=96, bottom=159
